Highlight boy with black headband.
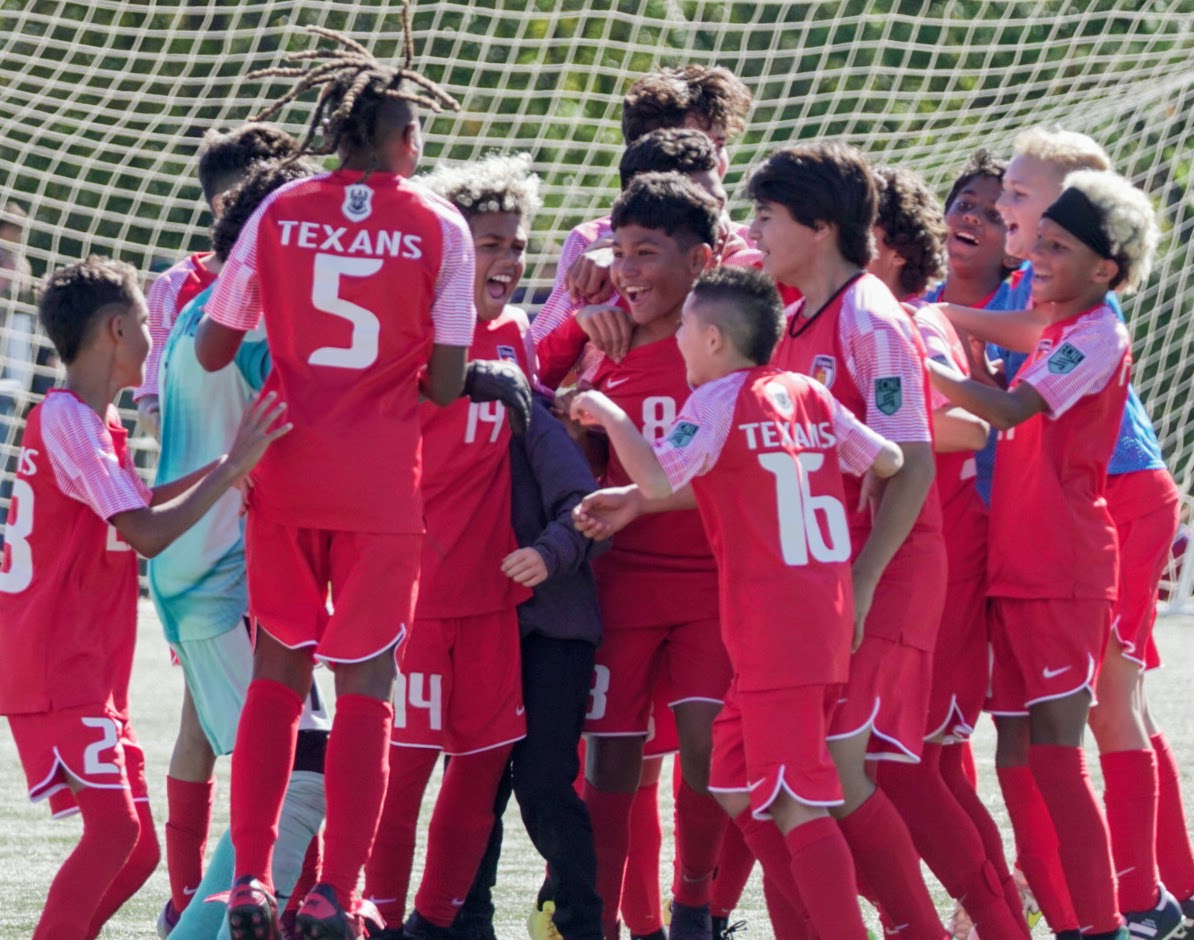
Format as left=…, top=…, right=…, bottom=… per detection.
left=927, top=170, right=1162, bottom=940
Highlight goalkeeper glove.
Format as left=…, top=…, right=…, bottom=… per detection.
left=462, top=359, right=532, bottom=436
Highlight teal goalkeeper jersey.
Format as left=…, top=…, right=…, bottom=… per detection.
left=148, top=282, right=270, bottom=644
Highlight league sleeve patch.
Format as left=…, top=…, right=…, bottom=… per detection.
left=667, top=421, right=700, bottom=448
left=874, top=377, right=903, bottom=416
left=497, top=344, right=518, bottom=363
left=1047, top=342, right=1086, bottom=374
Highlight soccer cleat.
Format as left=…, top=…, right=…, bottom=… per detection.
left=1123, top=887, right=1188, bottom=940
left=228, top=875, right=282, bottom=940
left=295, top=883, right=362, bottom=940
left=1012, top=866, right=1043, bottom=930
left=526, top=900, right=563, bottom=940
left=401, top=910, right=454, bottom=939
left=717, top=919, right=747, bottom=939
left=669, top=900, right=713, bottom=940
left=156, top=898, right=181, bottom=938
left=1181, top=895, right=1194, bottom=924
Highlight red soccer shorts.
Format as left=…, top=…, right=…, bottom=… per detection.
left=986, top=598, right=1111, bottom=715
left=710, top=680, right=844, bottom=818
left=246, top=516, right=420, bottom=664
left=829, top=635, right=933, bottom=763
left=391, top=609, right=525, bottom=755
left=8, top=707, right=148, bottom=816
left=584, top=617, right=731, bottom=736
left=924, top=572, right=989, bottom=742
left=1106, top=469, right=1180, bottom=670
left=643, top=678, right=680, bottom=758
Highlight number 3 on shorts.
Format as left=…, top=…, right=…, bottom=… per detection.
left=81, top=716, right=121, bottom=776
left=308, top=253, right=384, bottom=369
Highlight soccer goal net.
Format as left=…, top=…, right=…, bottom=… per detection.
left=2, top=1, right=1193, bottom=601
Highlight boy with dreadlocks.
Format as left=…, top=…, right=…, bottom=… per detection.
left=195, top=22, right=529, bottom=940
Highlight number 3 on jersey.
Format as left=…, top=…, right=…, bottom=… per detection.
left=0, top=479, right=34, bottom=593
left=308, top=253, right=383, bottom=369
left=758, top=452, right=850, bottom=566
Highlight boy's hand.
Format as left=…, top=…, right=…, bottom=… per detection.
left=137, top=395, right=161, bottom=441
left=227, top=391, right=291, bottom=479
left=569, top=390, right=620, bottom=428
left=464, top=360, right=533, bottom=435
left=573, top=485, right=643, bottom=540
left=850, top=566, right=879, bottom=652
left=857, top=467, right=887, bottom=514
left=576, top=305, right=633, bottom=363
left=567, top=240, right=615, bottom=305
left=501, top=547, right=549, bottom=587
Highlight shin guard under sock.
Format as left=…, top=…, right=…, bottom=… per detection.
left=711, top=821, right=756, bottom=918
left=583, top=782, right=635, bottom=939
left=837, top=788, right=944, bottom=939
left=363, top=745, right=439, bottom=926
left=319, top=695, right=393, bottom=909
left=165, top=776, right=214, bottom=913
left=1152, top=732, right=1194, bottom=901
left=996, top=763, right=1078, bottom=932
left=413, top=745, right=513, bottom=928
left=672, top=779, right=728, bottom=908
left=231, top=679, right=303, bottom=885
left=1029, top=745, right=1120, bottom=934
left=1100, top=748, right=1160, bottom=913
left=880, top=747, right=1026, bottom=936
left=621, top=777, right=663, bottom=935
left=34, top=786, right=141, bottom=940
left=786, top=816, right=868, bottom=940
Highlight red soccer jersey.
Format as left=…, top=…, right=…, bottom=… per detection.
left=771, top=273, right=944, bottom=648
left=588, top=337, right=718, bottom=628
left=137, top=252, right=220, bottom=401
left=206, top=170, right=476, bottom=533
left=988, top=304, right=1130, bottom=600
left=416, top=308, right=533, bottom=618
left=915, top=303, right=987, bottom=584
left=653, top=366, right=886, bottom=689
left=0, top=391, right=150, bottom=715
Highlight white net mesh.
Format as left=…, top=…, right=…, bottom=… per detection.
left=2, top=1, right=1193, bottom=595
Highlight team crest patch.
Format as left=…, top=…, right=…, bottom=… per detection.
left=343, top=183, right=373, bottom=223
left=667, top=421, right=700, bottom=448
left=812, top=354, right=836, bottom=389
left=1047, top=342, right=1086, bottom=374
left=874, top=377, right=903, bottom=416
left=765, top=381, right=794, bottom=417
left=1035, top=337, right=1054, bottom=357
left=497, top=344, right=518, bottom=363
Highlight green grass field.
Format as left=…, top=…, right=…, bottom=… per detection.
left=3, top=601, right=1193, bottom=938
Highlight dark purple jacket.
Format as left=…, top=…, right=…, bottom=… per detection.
left=510, top=397, right=606, bottom=645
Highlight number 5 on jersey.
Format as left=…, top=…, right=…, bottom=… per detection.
left=308, top=253, right=383, bottom=369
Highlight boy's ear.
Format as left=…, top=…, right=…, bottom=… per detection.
left=1093, top=256, right=1119, bottom=289
left=689, top=241, right=713, bottom=274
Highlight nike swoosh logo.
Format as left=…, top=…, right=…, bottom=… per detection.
left=1042, top=665, right=1072, bottom=678
left=451, top=898, right=466, bottom=907
left=605, top=377, right=630, bottom=389
left=183, top=887, right=197, bottom=896
left=516, top=706, right=526, bottom=716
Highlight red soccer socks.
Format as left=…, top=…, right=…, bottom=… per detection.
left=1029, top=744, right=1120, bottom=934
left=1101, top=748, right=1160, bottom=913
left=231, top=679, right=303, bottom=886
left=165, top=775, right=214, bottom=913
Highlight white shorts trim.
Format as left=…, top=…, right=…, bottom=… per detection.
left=1023, top=655, right=1097, bottom=710
left=667, top=696, right=725, bottom=709
left=446, top=733, right=526, bottom=758
left=826, top=698, right=880, bottom=742
left=748, top=769, right=843, bottom=820
left=314, top=627, right=405, bottom=665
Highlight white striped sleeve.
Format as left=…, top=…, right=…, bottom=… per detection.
left=1016, top=307, right=1129, bottom=418
left=531, top=223, right=600, bottom=342
left=429, top=204, right=478, bottom=347
left=841, top=299, right=933, bottom=443
left=206, top=201, right=265, bottom=332
left=42, top=396, right=150, bottom=520
left=135, top=258, right=192, bottom=400
left=653, top=371, right=745, bottom=490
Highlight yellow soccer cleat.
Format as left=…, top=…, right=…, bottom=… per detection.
left=527, top=900, right=563, bottom=940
